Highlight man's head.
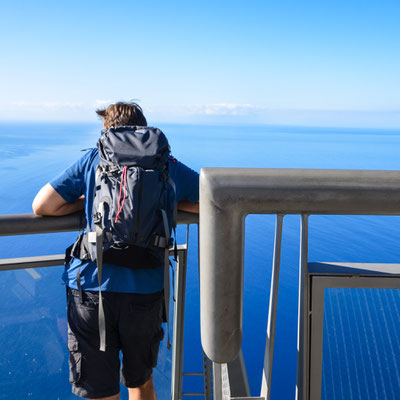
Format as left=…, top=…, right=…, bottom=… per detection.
left=96, top=101, right=147, bottom=130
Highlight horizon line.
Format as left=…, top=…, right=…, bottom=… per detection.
left=0, top=118, right=399, bottom=131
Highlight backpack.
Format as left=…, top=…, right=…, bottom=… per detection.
left=86, top=126, right=177, bottom=351
left=87, top=125, right=176, bottom=268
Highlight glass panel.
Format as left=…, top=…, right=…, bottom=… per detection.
left=0, top=267, right=73, bottom=399
left=0, top=265, right=173, bottom=400
left=322, top=288, right=400, bottom=400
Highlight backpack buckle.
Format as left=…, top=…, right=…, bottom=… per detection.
left=152, top=234, right=173, bottom=249
left=93, top=212, right=102, bottom=225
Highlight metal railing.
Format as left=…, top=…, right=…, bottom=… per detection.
left=3, top=167, right=400, bottom=400
left=199, top=167, right=400, bottom=400
left=0, top=211, right=210, bottom=400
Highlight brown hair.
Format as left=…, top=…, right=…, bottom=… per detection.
left=96, top=101, right=147, bottom=130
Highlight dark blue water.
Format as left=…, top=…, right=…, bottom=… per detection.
left=0, top=122, right=399, bottom=399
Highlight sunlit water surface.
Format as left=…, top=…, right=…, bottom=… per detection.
left=0, top=122, right=399, bottom=399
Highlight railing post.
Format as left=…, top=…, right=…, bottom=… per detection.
left=261, top=214, right=284, bottom=399
left=296, top=214, right=310, bottom=400
left=212, top=349, right=251, bottom=400
left=171, top=244, right=189, bottom=400
left=213, top=363, right=224, bottom=400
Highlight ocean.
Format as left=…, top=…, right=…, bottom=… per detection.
left=0, top=121, right=399, bottom=399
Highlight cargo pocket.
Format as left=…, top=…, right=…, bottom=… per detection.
left=151, top=327, right=165, bottom=368
left=68, top=338, right=82, bottom=384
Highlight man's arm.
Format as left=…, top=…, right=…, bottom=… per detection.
left=32, top=183, right=84, bottom=216
left=34, top=183, right=196, bottom=215
left=178, top=200, right=199, bottom=214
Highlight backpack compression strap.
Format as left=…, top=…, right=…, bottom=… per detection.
left=161, top=177, right=177, bottom=350
left=88, top=200, right=108, bottom=352
left=168, top=177, right=178, bottom=261
left=161, top=208, right=172, bottom=350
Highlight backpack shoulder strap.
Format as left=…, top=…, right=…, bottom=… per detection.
left=168, top=176, right=177, bottom=228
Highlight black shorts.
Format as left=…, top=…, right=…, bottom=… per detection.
left=67, top=287, right=164, bottom=399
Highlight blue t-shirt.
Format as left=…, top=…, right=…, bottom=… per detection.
left=50, top=148, right=199, bottom=294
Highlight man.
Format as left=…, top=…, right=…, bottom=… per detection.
left=33, top=102, right=199, bottom=400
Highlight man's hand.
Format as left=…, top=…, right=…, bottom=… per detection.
left=32, top=183, right=84, bottom=216
left=177, top=200, right=199, bottom=214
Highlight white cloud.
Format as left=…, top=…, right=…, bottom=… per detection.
left=188, top=103, right=266, bottom=116
left=2, top=100, right=400, bottom=128
left=11, top=101, right=83, bottom=110
left=42, top=101, right=83, bottom=109
left=7, top=101, right=265, bottom=117
left=1, top=100, right=93, bottom=121
left=92, top=99, right=112, bottom=108
left=11, top=101, right=27, bottom=106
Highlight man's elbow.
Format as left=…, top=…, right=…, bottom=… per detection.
left=32, top=188, right=57, bottom=215
left=32, top=198, right=48, bottom=215
left=32, top=183, right=65, bottom=216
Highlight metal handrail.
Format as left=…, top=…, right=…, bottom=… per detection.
left=199, top=167, right=400, bottom=400
left=199, top=167, right=400, bottom=363
left=0, top=211, right=198, bottom=237
left=0, top=211, right=198, bottom=274
left=0, top=210, right=198, bottom=276
left=0, top=211, right=202, bottom=400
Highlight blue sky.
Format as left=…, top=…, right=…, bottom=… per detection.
left=0, top=0, right=399, bottom=127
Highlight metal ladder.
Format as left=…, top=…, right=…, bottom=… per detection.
left=179, top=352, right=213, bottom=400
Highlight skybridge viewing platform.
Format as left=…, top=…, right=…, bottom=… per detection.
left=1, top=168, right=400, bottom=400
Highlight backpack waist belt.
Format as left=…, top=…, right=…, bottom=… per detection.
left=67, top=233, right=171, bottom=268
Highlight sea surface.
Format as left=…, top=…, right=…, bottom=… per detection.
left=0, top=121, right=399, bottom=399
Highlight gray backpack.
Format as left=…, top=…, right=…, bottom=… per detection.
left=87, top=126, right=176, bottom=351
